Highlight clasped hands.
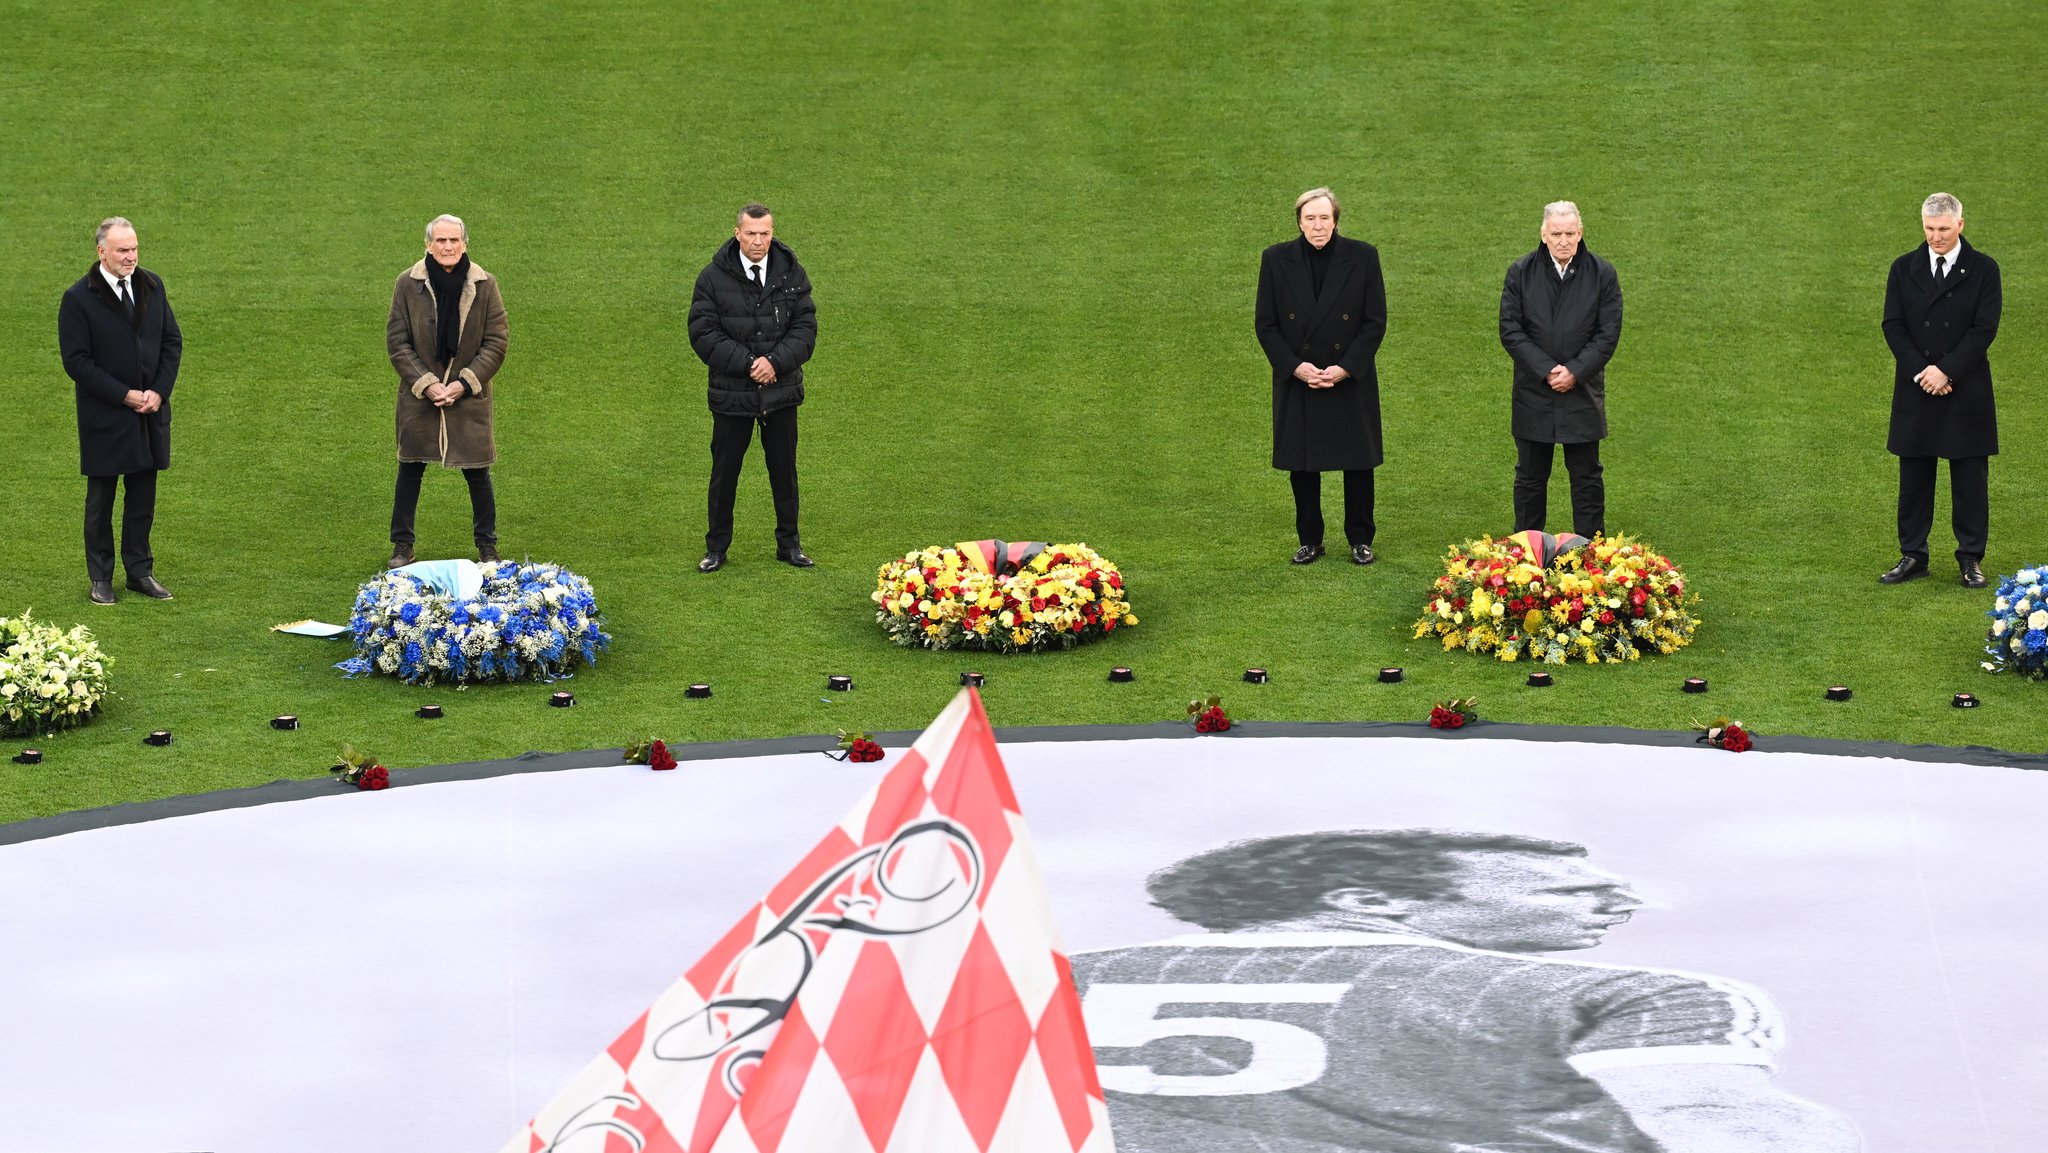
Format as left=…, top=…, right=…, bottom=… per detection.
left=1293, top=363, right=1350, bottom=389
left=418, top=373, right=465, bottom=407
left=122, top=389, right=163, bottom=414
left=1546, top=365, right=1578, bottom=393
left=749, top=357, right=778, bottom=385
left=1915, top=365, right=1953, bottom=396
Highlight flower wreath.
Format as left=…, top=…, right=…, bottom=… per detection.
left=1, top=611, right=114, bottom=737
left=872, top=539, right=1137, bottom=652
left=339, top=560, right=611, bottom=685
left=1983, top=565, right=2048, bottom=679
left=1415, top=530, right=1699, bottom=664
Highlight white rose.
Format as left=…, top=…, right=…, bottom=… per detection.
left=2017, top=599, right=2032, bottom=615
left=2017, top=569, right=2039, bottom=583
left=1997, top=598, right=2010, bottom=611
left=2030, top=610, right=2048, bottom=631
left=1992, top=619, right=2008, bottom=636
left=0, top=683, right=15, bottom=698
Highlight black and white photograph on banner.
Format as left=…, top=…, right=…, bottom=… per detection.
left=1, top=730, right=2044, bottom=1152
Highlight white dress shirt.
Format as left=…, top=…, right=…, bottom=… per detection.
left=1929, top=244, right=1960, bottom=279
left=1552, top=251, right=1576, bottom=279
left=98, top=264, right=135, bottom=302
left=743, top=253, right=769, bottom=287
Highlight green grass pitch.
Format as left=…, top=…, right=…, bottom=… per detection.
left=2, top=2, right=2044, bottom=821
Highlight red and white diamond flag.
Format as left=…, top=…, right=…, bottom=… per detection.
left=503, top=687, right=1114, bottom=1153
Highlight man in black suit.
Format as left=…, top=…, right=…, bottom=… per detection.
left=1254, top=187, right=1389, bottom=566
left=1499, top=201, right=1623, bottom=539
left=1878, top=193, right=2001, bottom=588
left=689, top=203, right=818, bottom=572
left=58, top=217, right=182, bottom=605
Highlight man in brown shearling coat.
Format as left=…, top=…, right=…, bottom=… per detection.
left=385, top=213, right=509, bottom=568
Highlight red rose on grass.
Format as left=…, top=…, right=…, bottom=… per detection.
left=359, top=765, right=390, bottom=791
left=1428, top=706, right=1464, bottom=730
left=1194, top=716, right=1214, bottom=733
left=1720, top=725, right=1751, bottom=753
left=850, top=738, right=886, bottom=762
left=648, top=740, right=678, bottom=771
left=1209, top=709, right=1231, bottom=732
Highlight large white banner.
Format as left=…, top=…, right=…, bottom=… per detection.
left=1, top=734, right=2042, bottom=1151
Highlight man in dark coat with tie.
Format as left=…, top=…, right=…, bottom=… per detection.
left=1877, top=192, right=2001, bottom=588
left=1255, top=187, right=1389, bottom=566
left=689, top=202, right=818, bottom=573
left=57, top=216, right=182, bottom=605
left=1499, top=201, right=1623, bottom=539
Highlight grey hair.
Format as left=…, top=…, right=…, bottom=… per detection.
left=1921, top=192, right=1963, bottom=220
left=1295, top=187, right=1340, bottom=222
left=424, top=214, right=468, bottom=243
left=737, top=202, right=772, bottom=225
left=95, top=217, right=135, bottom=245
left=1542, top=200, right=1582, bottom=226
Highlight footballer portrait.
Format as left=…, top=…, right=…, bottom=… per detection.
left=1070, top=829, right=1864, bottom=1152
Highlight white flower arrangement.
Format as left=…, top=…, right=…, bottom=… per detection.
left=1, top=611, right=114, bottom=737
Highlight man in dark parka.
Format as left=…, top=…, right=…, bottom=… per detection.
left=1877, top=192, right=2001, bottom=588
left=57, top=216, right=182, bottom=605
left=1499, top=201, right=1623, bottom=539
left=689, top=203, right=818, bottom=572
left=1255, top=187, right=1389, bottom=566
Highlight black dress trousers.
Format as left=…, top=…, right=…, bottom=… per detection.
left=83, top=470, right=158, bottom=581
left=1512, top=437, right=1604, bottom=539
left=1897, top=454, right=1988, bottom=563
left=1289, top=469, right=1374, bottom=548
left=706, top=407, right=800, bottom=554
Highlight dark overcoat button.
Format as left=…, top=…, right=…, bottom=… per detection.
left=1288, top=312, right=1295, bottom=320
left=1342, top=314, right=1350, bottom=320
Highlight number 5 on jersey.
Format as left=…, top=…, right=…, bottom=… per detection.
left=1083, top=983, right=1351, bottom=1096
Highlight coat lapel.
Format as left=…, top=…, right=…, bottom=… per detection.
left=1277, top=243, right=1313, bottom=320
left=1939, top=238, right=1973, bottom=290
left=1306, top=240, right=1356, bottom=330
left=85, top=266, right=140, bottom=329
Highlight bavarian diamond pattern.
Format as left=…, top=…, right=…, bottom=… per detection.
left=502, top=688, right=1113, bottom=1153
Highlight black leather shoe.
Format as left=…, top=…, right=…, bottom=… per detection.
left=478, top=545, right=501, bottom=564
left=89, top=580, right=116, bottom=606
left=1877, top=556, right=1927, bottom=585
left=699, top=552, right=725, bottom=573
left=1352, top=544, right=1376, bottom=565
left=125, top=574, right=173, bottom=600
left=388, top=544, right=415, bottom=569
left=1960, top=558, right=1987, bottom=589
left=778, top=547, right=815, bottom=568
left=1290, top=544, right=1324, bottom=565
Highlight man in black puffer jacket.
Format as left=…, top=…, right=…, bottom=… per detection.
left=689, top=202, right=819, bottom=572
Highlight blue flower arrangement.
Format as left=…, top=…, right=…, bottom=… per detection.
left=338, top=561, right=611, bottom=686
left=1982, top=566, right=2048, bottom=679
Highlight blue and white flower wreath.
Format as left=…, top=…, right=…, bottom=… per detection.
left=338, top=560, right=611, bottom=685
left=1983, top=565, right=2048, bottom=679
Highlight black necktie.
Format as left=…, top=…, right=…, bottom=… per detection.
left=1935, top=255, right=1947, bottom=280
left=749, top=263, right=763, bottom=288
left=118, top=277, right=135, bottom=316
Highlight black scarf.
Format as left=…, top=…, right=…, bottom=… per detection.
left=425, top=254, right=469, bottom=366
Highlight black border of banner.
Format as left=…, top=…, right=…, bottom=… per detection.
left=4, top=719, right=2044, bottom=847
